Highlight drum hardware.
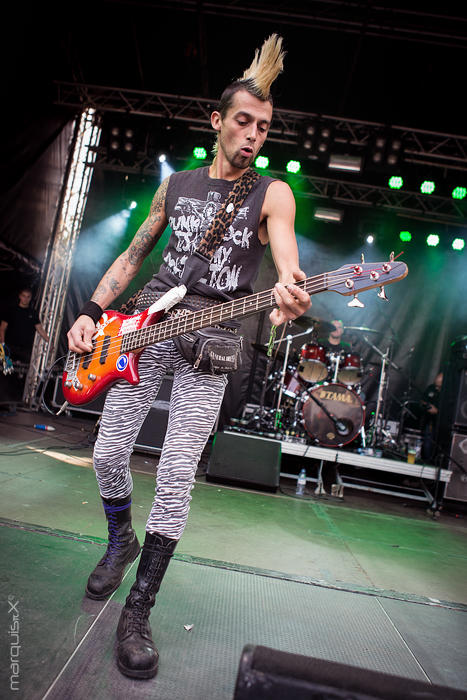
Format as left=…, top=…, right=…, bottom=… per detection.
left=297, top=342, right=328, bottom=383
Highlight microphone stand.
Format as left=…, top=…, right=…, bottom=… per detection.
left=363, top=334, right=400, bottom=447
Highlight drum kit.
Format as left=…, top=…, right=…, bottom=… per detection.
left=250, top=318, right=383, bottom=448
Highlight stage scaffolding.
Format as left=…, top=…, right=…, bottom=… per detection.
left=23, top=108, right=102, bottom=409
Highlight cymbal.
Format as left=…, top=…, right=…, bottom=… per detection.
left=292, top=316, right=335, bottom=335
left=251, top=343, right=285, bottom=362
left=344, top=326, right=381, bottom=333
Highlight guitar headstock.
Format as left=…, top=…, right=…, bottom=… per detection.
left=327, top=258, right=408, bottom=306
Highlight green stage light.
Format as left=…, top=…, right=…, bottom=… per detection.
left=193, top=147, right=207, bottom=160
left=420, top=180, right=435, bottom=195
left=452, top=186, right=467, bottom=200
left=399, top=231, right=412, bottom=242
left=255, top=155, right=269, bottom=169
left=389, top=176, right=403, bottom=189
left=452, top=238, right=465, bottom=251
left=286, top=160, right=301, bottom=174
left=426, top=234, right=440, bottom=247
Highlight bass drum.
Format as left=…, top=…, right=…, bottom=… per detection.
left=302, top=382, right=364, bottom=447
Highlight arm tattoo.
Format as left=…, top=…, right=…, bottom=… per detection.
left=128, top=178, right=168, bottom=266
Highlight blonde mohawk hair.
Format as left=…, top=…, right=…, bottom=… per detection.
left=239, top=33, right=285, bottom=100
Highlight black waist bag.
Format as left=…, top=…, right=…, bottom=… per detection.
left=173, top=327, right=243, bottom=375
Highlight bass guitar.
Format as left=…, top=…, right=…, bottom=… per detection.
left=63, top=258, right=408, bottom=406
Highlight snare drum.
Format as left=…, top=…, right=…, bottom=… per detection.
left=337, top=352, right=362, bottom=386
left=297, top=343, right=328, bottom=383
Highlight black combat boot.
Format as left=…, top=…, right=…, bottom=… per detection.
left=116, top=532, right=177, bottom=679
left=85, top=495, right=141, bottom=600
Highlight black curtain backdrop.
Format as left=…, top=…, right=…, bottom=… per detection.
left=61, top=169, right=467, bottom=428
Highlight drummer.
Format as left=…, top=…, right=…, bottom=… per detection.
left=318, top=319, right=351, bottom=354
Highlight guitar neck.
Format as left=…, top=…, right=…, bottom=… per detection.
left=121, top=273, right=328, bottom=353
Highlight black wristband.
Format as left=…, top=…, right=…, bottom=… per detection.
left=78, top=301, right=103, bottom=324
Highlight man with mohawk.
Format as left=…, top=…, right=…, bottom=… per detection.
left=67, top=34, right=310, bottom=679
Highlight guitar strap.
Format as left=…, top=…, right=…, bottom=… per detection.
left=120, top=167, right=261, bottom=313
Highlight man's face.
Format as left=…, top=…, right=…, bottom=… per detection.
left=330, top=320, right=344, bottom=338
left=18, top=291, right=32, bottom=308
left=211, top=89, right=272, bottom=170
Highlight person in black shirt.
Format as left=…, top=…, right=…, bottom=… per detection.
left=0, top=287, right=49, bottom=363
left=420, top=371, right=443, bottom=462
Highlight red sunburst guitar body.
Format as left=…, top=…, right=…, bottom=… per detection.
left=62, top=307, right=164, bottom=405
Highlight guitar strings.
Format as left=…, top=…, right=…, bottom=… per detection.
left=65, top=268, right=394, bottom=369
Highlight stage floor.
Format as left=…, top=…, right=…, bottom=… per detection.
left=0, top=410, right=466, bottom=699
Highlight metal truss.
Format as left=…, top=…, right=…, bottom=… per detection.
left=23, top=108, right=102, bottom=408
left=55, top=81, right=467, bottom=172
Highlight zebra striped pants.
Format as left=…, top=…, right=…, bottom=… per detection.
left=93, top=340, right=227, bottom=540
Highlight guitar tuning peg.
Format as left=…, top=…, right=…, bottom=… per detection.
left=378, top=286, right=388, bottom=301
left=360, top=252, right=365, bottom=263
left=348, top=294, right=365, bottom=308
left=389, top=251, right=394, bottom=262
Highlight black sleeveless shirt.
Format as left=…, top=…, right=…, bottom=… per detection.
left=144, top=166, right=276, bottom=301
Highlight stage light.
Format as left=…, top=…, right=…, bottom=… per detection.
left=193, top=146, right=207, bottom=160
left=129, top=201, right=137, bottom=210
left=286, top=160, right=301, bottom=174
left=255, top=155, right=269, bottom=169
left=366, top=234, right=374, bottom=244
left=426, top=234, right=440, bottom=247
left=420, top=180, right=435, bottom=194
left=399, top=231, right=412, bottom=242
left=313, top=207, right=343, bottom=223
left=328, top=154, right=362, bottom=172
left=452, top=238, right=465, bottom=251
left=452, top=186, right=466, bottom=200
left=158, top=153, right=167, bottom=163
left=389, top=176, right=403, bottom=189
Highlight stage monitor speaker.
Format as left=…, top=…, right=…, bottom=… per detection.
left=444, top=432, right=467, bottom=502
left=234, top=644, right=467, bottom=700
left=206, top=431, right=281, bottom=492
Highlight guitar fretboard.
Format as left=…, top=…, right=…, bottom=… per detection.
left=120, top=274, right=328, bottom=353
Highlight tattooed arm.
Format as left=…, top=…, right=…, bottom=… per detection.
left=67, top=178, right=169, bottom=352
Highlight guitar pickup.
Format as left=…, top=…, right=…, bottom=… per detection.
left=99, top=336, right=111, bottom=365
left=82, top=340, right=96, bottom=369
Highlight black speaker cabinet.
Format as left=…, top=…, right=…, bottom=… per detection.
left=454, top=369, right=467, bottom=429
left=206, top=431, right=281, bottom=492
left=234, top=644, right=467, bottom=700
left=53, top=374, right=173, bottom=454
left=445, top=432, right=467, bottom=502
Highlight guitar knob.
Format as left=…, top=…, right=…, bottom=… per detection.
left=88, top=374, right=97, bottom=381
left=64, top=380, right=72, bottom=388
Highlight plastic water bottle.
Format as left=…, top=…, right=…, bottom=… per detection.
left=296, top=468, right=307, bottom=496
left=33, top=424, right=56, bottom=431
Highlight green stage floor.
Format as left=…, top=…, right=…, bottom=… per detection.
left=0, top=410, right=466, bottom=699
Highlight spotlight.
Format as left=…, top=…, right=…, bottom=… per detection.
left=389, top=176, right=403, bottom=190
left=286, top=160, right=301, bottom=174
left=420, top=180, right=435, bottom=195
left=399, top=231, right=412, bottom=242
left=129, top=201, right=137, bottom=210
left=313, top=207, right=343, bottom=223
left=255, top=155, right=269, bottom=169
left=366, top=235, right=374, bottom=244
left=452, top=238, right=465, bottom=251
left=426, top=234, right=440, bottom=247
left=158, top=153, right=167, bottom=163
left=193, top=146, right=207, bottom=160
left=452, top=186, right=466, bottom=200
left=328, top=154, right=362, bottom=173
